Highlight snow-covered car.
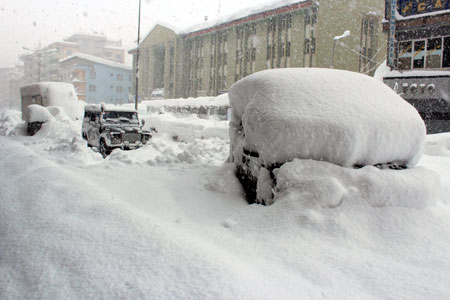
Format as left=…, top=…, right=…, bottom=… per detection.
left=229, top=68, right=429, bottom=205
left=20, top=82, right=82, bottom=135
left=82, top=104, right=151, bottom=157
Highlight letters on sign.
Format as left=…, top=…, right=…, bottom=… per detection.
left=397, top=0, right=450, bottom=16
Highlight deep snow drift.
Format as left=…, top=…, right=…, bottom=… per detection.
left=1, top=107, right=450, bottom=300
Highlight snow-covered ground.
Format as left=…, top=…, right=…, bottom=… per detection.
left=1, top=108, right=450, bottom=299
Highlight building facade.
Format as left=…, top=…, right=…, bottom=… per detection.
left=382, top=0, right=450, bottom=133
left=21, top=34, right=126, bottom=85
left=0, top=66, right=24, bottom=109
left=130, top=0, right=386, bottom=99
left=59, top=53, right=132, bottom=104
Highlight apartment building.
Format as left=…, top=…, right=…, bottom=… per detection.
left=59, top=53, right=132, bottom=104
left=130, top=0, right=386, bottom=99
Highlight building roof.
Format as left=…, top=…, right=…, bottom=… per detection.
left=64, top=33, right=107, bottom=42
left=134, top=0, right=313, bottom=46
left=49, top=41, right=80, bottom=47
left=182, top=0, right=313, bottom=38
left=59, top=53, right=132, bottom=71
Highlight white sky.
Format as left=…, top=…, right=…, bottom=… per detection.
left=0, top=0, right=265, bottom=67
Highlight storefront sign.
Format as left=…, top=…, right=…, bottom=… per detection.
left=388, top=0, right=397, bottom=67
left=397, top=0, right=450, bottom=17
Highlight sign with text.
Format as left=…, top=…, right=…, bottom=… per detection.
left=388, top=0, right=397, bottom=67
left=397, top=0, right=450, bottom=17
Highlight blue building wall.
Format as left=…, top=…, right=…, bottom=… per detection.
left=85, top=63, right=132, bottom=105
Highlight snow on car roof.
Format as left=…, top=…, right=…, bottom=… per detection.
left=229, top=68, right=426, bottom=168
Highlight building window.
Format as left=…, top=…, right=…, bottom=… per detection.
left=398, top=41, right=412, bottom=70
left=116, top=86, right=123, bottom=93
left=413, top=40, right=425, bottom=69
left=426, top=38, right=442, bottom=68
left=89, top=85, right=96, bottom=92
left=397, top=36, right=450, bottom=70
left=89, top=71, right=96, bottom=79
left=117, top=73, right=123, bottom=81
left=444, top=37, right=450, bottom=68
left=266, top=14, right=292, bottom=69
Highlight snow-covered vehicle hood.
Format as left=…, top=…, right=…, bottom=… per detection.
left=229, top=68, right=426, bottom=168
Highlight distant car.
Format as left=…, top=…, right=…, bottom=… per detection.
left=228, top=68, right=427, bottom=205
left=82, top=104, right=151, bottom=157
left=150, top=88, right=164, bottom=100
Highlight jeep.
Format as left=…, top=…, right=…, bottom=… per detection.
left=82, top=104, right=151, bottom=157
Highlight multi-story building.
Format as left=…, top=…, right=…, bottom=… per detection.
left=59, top=53, right=132, bottom=104
left=382, top=0, right=450, bottom=133
left=0, top=66, right=24, bottom=109
left=130, top=0, right=386, bottom=99
left=21, top=34, right=126, bottom=84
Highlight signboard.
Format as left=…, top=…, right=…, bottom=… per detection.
left=388, top=0, right=397, bottom=67
left=397, top=0, right=450, bottom=17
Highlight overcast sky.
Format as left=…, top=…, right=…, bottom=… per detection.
left=0, top=0, right=266, bottom=67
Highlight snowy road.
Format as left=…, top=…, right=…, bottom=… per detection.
left=1, top=111, right=450, bottom=300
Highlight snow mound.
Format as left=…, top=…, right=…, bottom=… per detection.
left=424, top=133, right=450, bottom=157
left=144, top=113, right=229, bottom=142
left=106, top=134, right=229, bottom=166
left=27, top=104, right=55, bottom=123
left=276, top=159, right=440, bottom=209
left=0, top=109, right=23, bottom=136
left=229, top=68, right=426, bottom=168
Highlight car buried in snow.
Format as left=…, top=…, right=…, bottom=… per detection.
left=229, top=68, right=429, bottom=205
left=82, top=104, right=151, bottom=157
left=20, top=82, right=82, bottom=135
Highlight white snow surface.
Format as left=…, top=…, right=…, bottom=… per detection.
left=1, top=106, right=450, bottom=300
left=229, top=68, right=426, bottom=168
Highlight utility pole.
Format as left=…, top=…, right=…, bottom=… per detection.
left=135, top=0, right=141, bottom=111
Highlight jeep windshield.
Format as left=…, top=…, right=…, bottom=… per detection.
left=102, top=111, right=138, bottom=124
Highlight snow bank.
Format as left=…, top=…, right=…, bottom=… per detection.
left=229, top=68, right=426, bottom=168
left=276, top=159, right=440, bottom=209
left=144, top=94, right=230, bottom=119
left=0, top=109, right=23, bottom=136
left=27, top=104, right=55, bottom=123
left=424, top=133, right=450, bottom=157
left=144, top=112, right=229, bottom=142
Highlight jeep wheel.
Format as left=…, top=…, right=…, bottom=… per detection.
left=99, top=139, right=111, bottom=158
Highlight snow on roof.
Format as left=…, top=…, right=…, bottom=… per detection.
left=181, top=0, right=312, bottom=36
left=59, top=53, right=132, bottom=71
left=383, top=69, right=450, bottom=78
left=139, top=0, right=312, bottom=42
left=104, top=46, right=124, bottom=51
left=229, top=68, right=426, bottom=168
left=137, top=23, right=181, bottom=48
left=64, top=33, right=107, bottom=41
left=50, top=41, right=80, bottom=47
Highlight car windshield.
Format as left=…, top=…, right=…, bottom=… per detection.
left=102, top=111, right=138, bottom=123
